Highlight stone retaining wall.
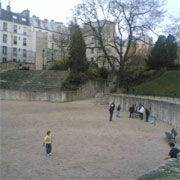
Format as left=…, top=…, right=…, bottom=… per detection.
left=0, top=80, right=105, bottom=102
left=95, top=93, right=180, bottom=130
left=137, top=153, right=180, bottom=180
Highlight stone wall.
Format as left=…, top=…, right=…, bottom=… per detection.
left=0, top=62, right=35, bottom=71
left=95, top=93, right=180, bottom=130
left=0, top=80, right=105, bottom=102
left=137, top=153, right=180, bottom=180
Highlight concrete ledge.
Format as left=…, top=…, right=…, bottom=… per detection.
left=137, top=153, right=180, bottom=180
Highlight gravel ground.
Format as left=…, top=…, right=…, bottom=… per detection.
left=0, top=99, right=178, bottom=180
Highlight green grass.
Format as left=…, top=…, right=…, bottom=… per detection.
left=135, top=70, right=180, bottom=97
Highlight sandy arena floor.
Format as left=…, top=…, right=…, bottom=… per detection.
left=0, top=99, right=178, bottom=180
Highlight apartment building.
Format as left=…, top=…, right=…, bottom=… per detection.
left=0, top=3, right=68, bottom=70
left=83, top=20, right=152, bottom=70
left=83, top=20, right=123, bottom=70
left=0, top=3, right=35, bottom=65
left=30, top=16, right=68, bottom=69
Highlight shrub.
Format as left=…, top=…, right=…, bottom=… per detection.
left=61, top=72, right=88, bottom=90
left=50, top=56, right=70, bottom=70
left=99, top=67, right=109, bottom=79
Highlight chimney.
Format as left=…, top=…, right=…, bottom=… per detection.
left=7, top=1, right=11, bottom=11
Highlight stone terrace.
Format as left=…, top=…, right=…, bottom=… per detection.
left=0, top=70, right=69, bottom=91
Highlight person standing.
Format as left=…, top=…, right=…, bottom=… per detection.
left=164, top=142, right=180, bottom=160
left=129, top=105, right=134, bottom=118
left=145, top=107, right=150, bottom=122
left=138, top=105, right=145, bottom=120
left=44, top=131, right=52, bottom=156
left=109, top=102, right=115, bottom=121
left=116, top=104, right=121, bottom=118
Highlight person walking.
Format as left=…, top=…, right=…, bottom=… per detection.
left=164, top=142, right=180, bottom=160
left=116, top=104, right=121, bottom=118
left=43, top=131, right=52, bottom=156
left=109, top=102, right=115, bottom=121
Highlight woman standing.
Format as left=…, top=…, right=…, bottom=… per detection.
left=116, top=104, right=121, bottom=118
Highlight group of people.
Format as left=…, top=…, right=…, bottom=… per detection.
left=107, top=102, right=180, bottom=161
left=129, top=104, right=150, bottom=122
left=18, top=63, right=30, bottom=70
left=109, top=102, right=151, bottom=122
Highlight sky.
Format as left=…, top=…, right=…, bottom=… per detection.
left=1, top=0, right=180, bottom=39
left=1, top=0, right=179, bottom=23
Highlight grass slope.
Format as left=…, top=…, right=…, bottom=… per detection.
left=135, top=70, right=180, bottom=97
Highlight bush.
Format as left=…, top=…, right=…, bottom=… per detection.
left=50, top=56, right=70, bottom=70
left=61, top=72, right=88, bottom=90
left=88, top=66, right=100, bottom=79
left=99, top=67, right=109, bottom=79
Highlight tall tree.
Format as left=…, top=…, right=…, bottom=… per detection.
left=146, top=34, right=178, bottom=69
left=146, top=35, right=167, bottom=69
left=166, top=34, right=178, bottom=66
left=73, top=0, right=166, bottom=86
left=69, top=22, right=88, bottom=72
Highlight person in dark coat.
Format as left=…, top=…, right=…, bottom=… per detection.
left=145, top=107, right=150, bottom=122
left=109, top=102, right=115, bottom=121
left=129, top=105, right=134, bottom=118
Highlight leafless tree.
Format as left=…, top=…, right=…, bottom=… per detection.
left=73, top=0, right=166, bottom=86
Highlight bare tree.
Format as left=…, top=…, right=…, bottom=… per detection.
left=73, top=0, right=166, bottom=86
left=52, top=26, right=70, bottom=60
left=165, top=13, right=180, bottom=43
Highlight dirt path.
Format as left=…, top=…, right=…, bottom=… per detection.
left=0, top=99, right=178, bottom=180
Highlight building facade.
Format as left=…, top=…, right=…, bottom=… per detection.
left=0, top=3, right=68, bottom=70
left=0, top=4, right=35, bottom=65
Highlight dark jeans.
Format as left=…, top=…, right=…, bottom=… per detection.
left=46, top=144, right=52, bottom=154
left=139, top=113, right=143, bottom=120
left=146, top=114, right=150, bottom=122
left=110, top=113, right=113, bottom=121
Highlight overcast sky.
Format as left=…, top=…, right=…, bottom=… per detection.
left=1, top=0, right=179, bottom=24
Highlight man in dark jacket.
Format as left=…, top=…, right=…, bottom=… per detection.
left=145, top=107, right=150, bottom=122
left=109, top=102, right=115, bottom=121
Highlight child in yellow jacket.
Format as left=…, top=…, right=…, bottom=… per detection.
left=43, top=131, right=52, bottom=156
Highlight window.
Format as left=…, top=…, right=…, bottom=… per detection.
left=3, top=34, right=7, bottom=43
left=2, top=57, right=7, bottom=62
left=13, top=48, right=17, bottom=56
left=14, top=36, right=17, bottom=44
left=3, top=22, right=8, bottom=31
left=13, top=59, right=17, bottom=62
left=2, top=46, right=7, bottom=55
left=23, top=49, right=27, bottom=57
left=91, top=48, right=94, bottom=54
left=51, top=43, right=54, bottom=49
left=23, top=27, right=27, bottom=35
left=22, top=18, right=26, bottom=22
left=23, top=38, right=27, bottom=46
left=13, top=15, right=18, bottom=20
left=14, top=25, right=17, bottom=33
